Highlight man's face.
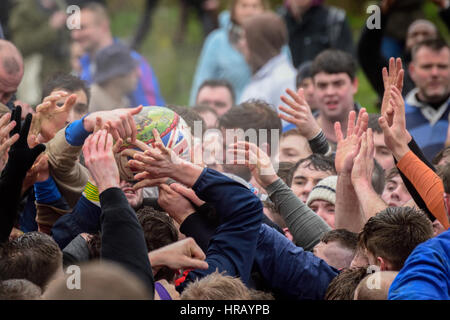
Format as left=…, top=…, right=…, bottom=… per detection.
left=120, top=180, right=143, bottom=209
left=406, top=22, right=437, bottom=51
left=313, top=241, right=354, bottom=270
left=199, top=111, right=218, bottom=129
left=279, top=134, right=312, bottom=163
left=381, top=174, right=412, bottom=207
left=71, top=10, right=105, bottom=54
left=233, top=0, right=265, bottom=25
left=309, top=199, right=335, bottom=228
left=52, top=89, right=88, bottom=125
left=410, top=47, right=450, bottom=103
left=0, top=61, right=23, bottom=105
left=373, top=132, right=394, bottom=171
left=196, top=86, right=233, bottom=117
left=298, top=77, right=317, bottom=111
left=291, top=162, right=333, bottom=202
left=313, top=72, right=358, bottom=123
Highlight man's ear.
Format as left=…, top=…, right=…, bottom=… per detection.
left=352, top=77, right=359, bottom=95
left=377, top=256, right=394, bottom=271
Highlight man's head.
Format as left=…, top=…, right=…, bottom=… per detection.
left=311, top=49, right=358, bottom=123
left=120, top=180, right=144, bottom=210
left=71, top=3, right=112, bottom=55
left=381, top=168, right=412, bottom=207
left=296, top=61, right=317, bottom=111
left=306, top=175, right=337, bottom=228
left=0, top=279, right=42, bottom=300
left=437, top=163, right=450, bottom=229
left=219, top=99, right=282, bottom=179
left=93, top=43, right=139, bottom=96
left=196, top=80, right=235, bottom=117
left=324, top=267, right=368, bottom=300
left=263, top=201, right=292, bottom=241
left=358, top=206, right=433, bottom=271
left=136, top=207, right=179, bottom=282
left=406, top=19, right=438, bottom=52
left=354, top=271, right=398, bottom=300
left=0, top=232, right=62, bottom=291
left=279, top=129, right=312, bottom=163
left=181, top=271, right=272, bottom=300
left=409, top=38, right=450, bottom=104
left=368, top=113, right=394, bottom=171
left=313, top=229, right=358, bottom=270
left=288, top=154, right=336, bottom=202
left=192, top=105, right=219, bottom=129
left=43, top=260, right=152, bottom=300
left=0, top=40, right=23, bottom=105
left=42, top=72, right=90, bottom=124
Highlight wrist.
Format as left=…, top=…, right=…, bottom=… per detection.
left=392, top=144, right=410, bottom=161
left=260, top=174, right=279, bottom=188
left=97, top=182, right=120, bottom=195
left=172, top=161, right=203, bottom=188
left=305, top=126, right=321, bottom=141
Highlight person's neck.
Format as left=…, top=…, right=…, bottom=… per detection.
left=89, top=34, right=114, bottom=57
left=290, top=4, right=312, bottom=21
left=102, top=80, right=126, bottom=101
left=416, top=91, right=450, bottom=109
left=317, top=114, right=347, bottom=144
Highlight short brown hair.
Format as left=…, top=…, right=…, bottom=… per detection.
left=320, top=229, right=358, bottom=252
left=358, top=207, right=433, bottom=270
left=324, top=267, right=368, bottom=300
left=411, top=38, right=449, bottom=61
left=277, top=161, right=295, bottom=186
left=354, top=271, right=398, bottom=300
left=0, top=279, right=42, bottom=300
left=0, top=232, right=62, bottom=290
left=437, top=162, right=450, bottom=193
left=433, top=146, right=450, bottom=166
left=219, top=99, right=282, bottom=156
left=180, top=271, right=271, bottom=300
left=43, top=261, right=152, bottom=300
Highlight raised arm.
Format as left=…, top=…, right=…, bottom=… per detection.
left=129, top=130, right=262, bottom=290
left=278, top=88, right=332, bottom=155
left=83, top=129, right=154, bottom=297
left=228, top=141, right=331, bottom=250
left=0, top=107, right=46, bottom=243
left=334, top=108, right=369, bottom=232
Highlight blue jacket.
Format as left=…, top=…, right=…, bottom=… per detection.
left=404, top=89, right=450, bottom=161
left=177, top=168, right=263, bottom=291
left=388, top=229, right=450, bottom=300
left=80, top=43, right=165, bottom=107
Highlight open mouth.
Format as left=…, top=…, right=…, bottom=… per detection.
left=122, top=187, right=136, bottom=196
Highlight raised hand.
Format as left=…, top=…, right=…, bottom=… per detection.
left=84, top=105, right=143, bottom=143
left=148, top=237, right=209, bottom=271
left=334, top=108, right=369, bottom=175
left=31, top=91, right=77, bottom=143
left=381, top=57, right=404, bottom=126
left=22, top=154, right=49, bottom=194
left=378, top=86, right=411, bottom=160
left=351, top=129, right=375, bottom=188
left=7, top=107, right=46, bottom=174
left=0, top=112, right=19, bottom=172
left=227, top=141, right=278, bottom=188
left=82, top=130, right=120, bottom=194
left=278, top=88, right=321, bottom=140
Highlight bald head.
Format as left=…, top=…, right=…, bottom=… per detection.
left=0, top=40, right=23, bottom=105
left=354, top=271, right=398, bottom=300
left=406, top=19, right=438, bottom=51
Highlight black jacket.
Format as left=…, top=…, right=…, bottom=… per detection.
left=282, top=5, right=355, bottom=68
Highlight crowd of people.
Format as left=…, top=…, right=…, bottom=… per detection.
left=0, top=0, right=449, bottom=301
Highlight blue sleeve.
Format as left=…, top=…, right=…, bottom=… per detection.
left=51, top=195, right=101, bottom=250
left=388, top=233, right=450, bottom=300
left=34, top=176, right=62, bottom=203
left=254, top=224, right=339, bottom=300
left=177, top=168, right=263, bottom=292
left=189, top=32, right=221, bottom=106
left=65, top=114, right=91, bottom=147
